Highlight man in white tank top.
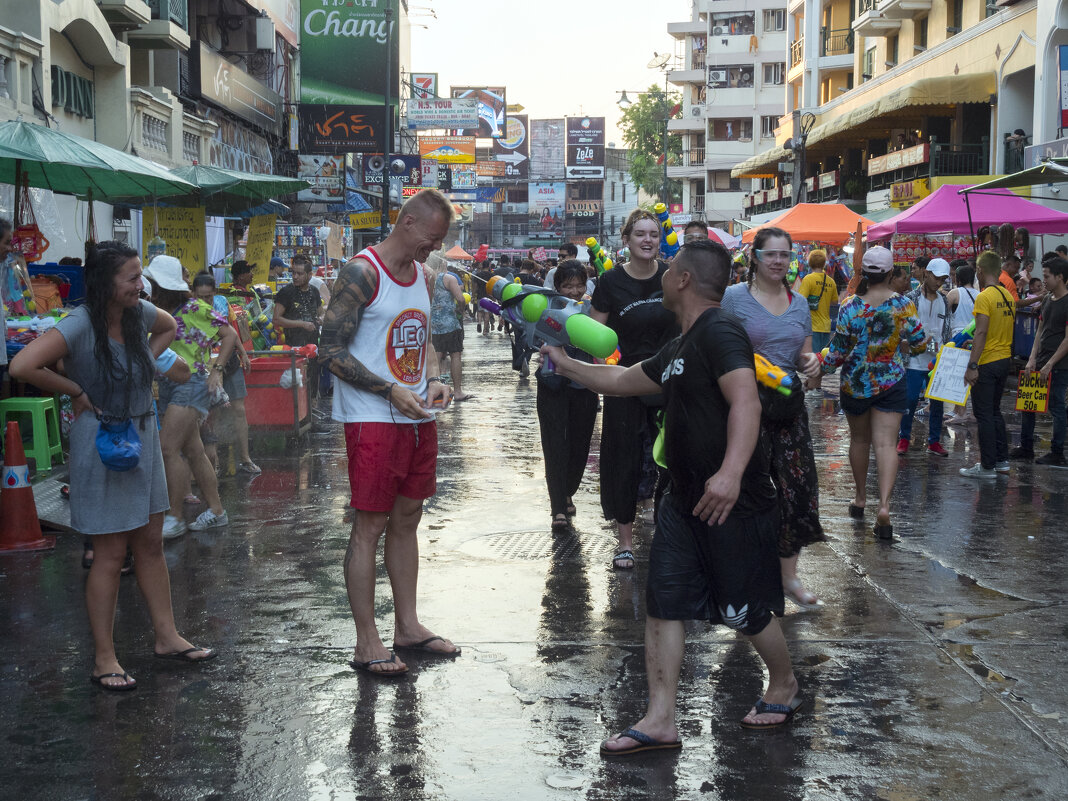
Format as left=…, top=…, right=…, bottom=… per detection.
left=320, top=189, right=459, bottom=677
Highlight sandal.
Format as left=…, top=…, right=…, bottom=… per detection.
left=238, top=461, right=262, bottom=474
left=612, top=550, right=635, bottom=570
left=120, top=548, right=134, bottom=576
left=848, top=503, right=865, bottom=519
left=551, top=514, right=570, bottom=531
left=565, top=502, right=576, bottom=517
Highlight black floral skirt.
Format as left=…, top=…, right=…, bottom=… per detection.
left=761, top=408, right=826, bottom=558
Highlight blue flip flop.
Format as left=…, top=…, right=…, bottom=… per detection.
left=740, top=696, right=805, bottom=730
left=350, top=652, right=409, bottom=676
left=600, top=727, right=682, bottom=756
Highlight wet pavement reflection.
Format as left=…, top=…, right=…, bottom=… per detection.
left=2, top=329, right=1068, bottom=799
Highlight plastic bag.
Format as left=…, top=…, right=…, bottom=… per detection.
left=279, top=366, right=303, bottom=389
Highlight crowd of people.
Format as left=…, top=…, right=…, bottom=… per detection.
left=3, top=190, right=1066, bottom=754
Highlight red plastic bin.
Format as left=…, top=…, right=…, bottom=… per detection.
left=244, top=355, right=309, bottom=433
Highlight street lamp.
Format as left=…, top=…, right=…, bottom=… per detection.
left=380, top=5, right=393, bottom=240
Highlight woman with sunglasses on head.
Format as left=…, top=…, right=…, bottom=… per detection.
left=722, top=227, right=826, bottom=610
left=9, top=241, right=217, bottom=691
left=589, top=209, right=678, bottom=570
left=821, top=246, right=926, bottom=539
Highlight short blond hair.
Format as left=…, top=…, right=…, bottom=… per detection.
left=808, top=249, right=826, bottom=271
left=976, top=250, right=1001, bottom=279
left=398, top=188, right=455, bottom=226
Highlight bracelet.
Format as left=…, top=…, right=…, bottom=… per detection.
left=427, top=376, right=441, bottom=383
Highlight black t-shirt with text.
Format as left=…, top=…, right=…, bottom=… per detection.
left=641, top=307, right=776, bottom=516
left=274, top=284, right=322, bottom=347
left=591, top=262, right=678, bottom=366
left=1038, top=293, right=1068, bottom=369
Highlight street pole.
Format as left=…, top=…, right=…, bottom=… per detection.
left=662, top=118, right=669, bottom=206
left=380, top=5, right=393, bottom=240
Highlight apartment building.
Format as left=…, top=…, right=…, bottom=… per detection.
left=666, top=1, right=789, bottom=225
left=733, top=0, right=1037, bottom=218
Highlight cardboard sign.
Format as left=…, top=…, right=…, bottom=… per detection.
left=142, top=207, right=206, bottom=276
left=925, top=345, right=971, bottom=405
left=245, top=214, right=277, bottom=284
left=1016, top=371, right=1051, bottom=413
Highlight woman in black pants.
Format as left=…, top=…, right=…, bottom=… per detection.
left=536, top=261, right=599, bottom=531
left=590, top=210, right=678, bottom=569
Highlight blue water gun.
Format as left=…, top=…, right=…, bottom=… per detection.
left=654, top=203, right=680, bottom=259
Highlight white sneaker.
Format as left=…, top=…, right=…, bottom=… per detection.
left=162, top=515, right=187, bottom=539
left=995, top=461, right=1011, bottom=473
left=959, top=463, right=996, bottom=479
left=189, top=509, right=229, bottom=530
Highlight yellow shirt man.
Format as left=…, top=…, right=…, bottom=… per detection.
left=799, top=270, right=836, bottom=333
left=973, top=285, right=1015, bottom=364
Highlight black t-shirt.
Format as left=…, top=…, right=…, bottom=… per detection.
left=473, top=268, right=493, bottom=299
left=274, top=284, right=322, bottom=347
left=518, top=273, right=541, bottom=286
left=591, top=262, right=678, bottom=366
left=1038, top=293, right=1068, bottom=369
left=641, top=307, right=776, bottom=516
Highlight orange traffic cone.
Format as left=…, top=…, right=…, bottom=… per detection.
left=0, top=420, right=55, bottom=553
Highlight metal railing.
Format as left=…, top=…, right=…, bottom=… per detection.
left=790, top=38, right=804, bottom=67
left=684, top=148, right=705, bottom=166
left=691, top=52, right=706, bottom=71
left=820, top=28, right=854, bottom=57
left=146, top=0, right=188, bottom=29
left=858, top=0, right=878, bottom=14
left=932, top=140, right=989, bottom=176
left=693, top=195, right=705, bottom=212
left=1004, top=136, right=1029, bottom=173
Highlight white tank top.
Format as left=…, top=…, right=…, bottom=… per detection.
left=331, top=247, right=434, bottom=424
left=951, top=286, right=977, bottom=334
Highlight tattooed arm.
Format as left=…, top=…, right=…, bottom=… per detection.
left=320, top=256, right=431, bottom=420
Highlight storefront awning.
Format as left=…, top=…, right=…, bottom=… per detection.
left=732, top=73, right=996, bottom=179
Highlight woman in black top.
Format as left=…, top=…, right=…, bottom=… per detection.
left=590, top=209, right=678, bottom=569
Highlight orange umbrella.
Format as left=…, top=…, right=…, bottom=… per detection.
left=444, top=244, right=474, bottom=261
left=742, top=203, right=873, bottom=246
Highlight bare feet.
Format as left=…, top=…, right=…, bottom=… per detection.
left=741, top=676, right=800, bottom=727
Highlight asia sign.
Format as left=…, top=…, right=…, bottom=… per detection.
left=195, top=43, right=282, bottom=135
left=299, top=0, right=399, bottom=105
left=418, top=135, right=476, bottom=163
left=492, top=114, right=529, bottom=179
left=867, top=143, right=929, bottom=177
left=298, top=104, right=383, bottom=153
left=528, top=182, right=565, bottom=239
left=406, top=98, right=479, bottom=130
left=566, top=116, right=605, bottom=178
left=450, top=86, right=507, bottom=138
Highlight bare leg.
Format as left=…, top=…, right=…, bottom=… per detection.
left=85, top=531, right=131, bottom=687
left=346, top=509, right=407, bottom=673
left=846, top=410, right=872, bottom=509
left=781, top=553, right=821, bottom=606
left=601, top=616, right=684, bottom=751
left=230, top=398, right=255, bottom=465
left=387, top=495, right=458, bottom=654
left=160, top=407, right=197, bottom=515
left=613, top=521, right=635, bottom=568
left=166, top=405, right=225, bottom=516
left=450, top=351, right=470, bottom=400
left=870, top=409, right=903, bottom=526
left=741, top=617, right=800, bottom=725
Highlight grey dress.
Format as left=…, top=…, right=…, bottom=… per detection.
left=55, top=300, right=169, bottom=535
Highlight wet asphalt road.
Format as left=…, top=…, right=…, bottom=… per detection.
left=2, top=325, right=1067, bottom=800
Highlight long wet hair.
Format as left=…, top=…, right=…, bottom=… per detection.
left=84, top=240, right=154, bottom=390
left=748, top=226, right=794, bottom=295
left=621, top=208, right=659, bottom=240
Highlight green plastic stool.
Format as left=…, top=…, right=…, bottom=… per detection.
left=0, top=397, right=64, bottom=474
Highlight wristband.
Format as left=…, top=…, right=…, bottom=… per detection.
left=427, top=376, right=441, bottom=383
left=967, top=362, right=979, bottom=370
left=154, top=348, right=179, bottom=374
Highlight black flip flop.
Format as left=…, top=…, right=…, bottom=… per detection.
left=848, top=504, right=865, bottom=519
left=551, top=515, right=570, bottom=531
left=739, top=696, right=804, bottom=730
left=350, top=652, right=409, bottom=676
left=392, top=636, right=461, bottom=658
left=90, top=672, right=137, bottom=692
left=873, top=523, right=894, bottom=540
left=600, top=727, right=682, bottom=756
left=154, top=646, right=217, bottom=663
left=612, top=550, right=636, bottom=570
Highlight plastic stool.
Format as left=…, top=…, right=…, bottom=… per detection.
left=0, top=397, right=64, bottom=474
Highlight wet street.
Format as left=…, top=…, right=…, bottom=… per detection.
left=3, top=327, right=1068, bottom=800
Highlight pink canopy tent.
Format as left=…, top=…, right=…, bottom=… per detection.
left=867, top=184, right=1068, bottom=239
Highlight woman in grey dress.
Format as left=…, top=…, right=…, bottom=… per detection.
left=9, top=241, right=217, bottom=691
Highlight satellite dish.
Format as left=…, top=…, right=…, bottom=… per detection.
left=647, top=51, right=672, bottom=70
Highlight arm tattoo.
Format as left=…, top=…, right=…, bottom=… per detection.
left=319, top=258, right=394, bottom=398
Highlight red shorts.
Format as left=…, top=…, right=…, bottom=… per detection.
left=344, top=421, right=438, bottom=512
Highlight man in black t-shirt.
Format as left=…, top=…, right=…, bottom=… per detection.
left=273, top=255, right=323, bottom=394
left=1014, top=257, right=1068, bottom=465
left=543, top=240, right=801, bottom=755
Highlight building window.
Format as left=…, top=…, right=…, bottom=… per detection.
left=711, top=171, right=741, bottom=191
left=862, top=47, right=875, bottom=82
left=985, top=2, right=999, bottom=18
left=887, top=35, right=898, bottom=67
left=762, top=9, right=786, bottom=32
left=916, top=17, right=928, bottom=50
left=622, top=184, right=626, bottom=203
left=947, top=0, right=963, bottom=34
left=761, top=115, right=778, bottom=138
left=611, top=182, right=616, bottom=201
left=762, top=62, right=786, bottom=86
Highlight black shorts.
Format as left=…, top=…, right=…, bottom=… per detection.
left=432, top=328, right=464, bottom=355
left=839, top=376, right=908, bottom=416
left=646, top=492, right=783, bottom=635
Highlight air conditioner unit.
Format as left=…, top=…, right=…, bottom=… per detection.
left=708, top=70, right=727, bottom=84
left=712, top=26, right=724, bottom=35
left=254, top=16, right=275, bottom=51
left=690, top=107, right=703, bottom=117
left=503, top=203, right=524, bottom=214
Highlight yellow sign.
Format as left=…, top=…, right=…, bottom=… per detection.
left=1016, top=371, right=1050, bottom=413
left=245, top=214, right=277, bottom=284
left=350, top=211, right=380, bottom=229
left=142, top=207, right=206, bottom=275
left=890, top=178, right=931, bottom=208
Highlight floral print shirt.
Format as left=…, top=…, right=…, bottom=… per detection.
left=170, top=298, right=228, bottom=375
left=822, top=292, right=926, bottom=398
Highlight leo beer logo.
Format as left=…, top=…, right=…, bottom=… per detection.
left=386, top=309, right=428, bottom=384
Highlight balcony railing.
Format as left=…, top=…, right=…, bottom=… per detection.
left=1004, top=135, right=1029, bottom=173
left=790, top=38, right=804, bottom=67
left=691, top=52, right=706, bottom=71
left=146, top=0, right=188, bottom=30
left=683, top=147, right=705, bottom=166
left=693, top=195, right=705, bottom=213
left=932, top=140, right=989, bottom=176
left=820, top=27, right=854, bottom=57
left=858, top=0, right=878, bottom=13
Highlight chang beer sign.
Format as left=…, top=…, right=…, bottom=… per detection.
left=300, top=0, right=400, bottom=105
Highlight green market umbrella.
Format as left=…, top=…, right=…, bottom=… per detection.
left=0, top=119, right=196, bottom=211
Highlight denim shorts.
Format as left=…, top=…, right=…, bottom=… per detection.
left=157, top=372, right=210, bottom=418
left=840, top=377, right=908, bottom=416
left=223, top=367, right=248, bottom=401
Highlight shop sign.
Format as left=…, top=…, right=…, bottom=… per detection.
left=566, top=200, right=603, bottom=218
left=890, top=178, right=931, bottom=208
left=450, top=165, right=477, bottom=189
left=299, top=104, right=383, bottom=153
left=50, top=66, right=94, bottom=119
left=411, top=73, right=438, bottom=100
left=492, top=114, right=529, bottom=179
left=204, top=110, right=273, bottom=174
left=350, top=211, right=381, bottom=229
left=196, top=43, right=282, bottom=135
left=565, top=116, right=605, bottom=179
left=867, top=143, right=929, bottom=177
left=299, top=0, right=399, bottom=105
left=362, top=154, right=421, bottom=186
left=476, top=161, right=507, bottom=177
left=296, top=155, right=345, bottom=203
left=418, top=135, right=476, bottom=163
left=818, top=169, right=839, bottom=189
left=246, top=215, right=277, bottom=285
left=406, top=98, right=479, bottom=130
left=449, top=86, right=507, bottom=139
left=142, top=207, right=206, bottom=276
